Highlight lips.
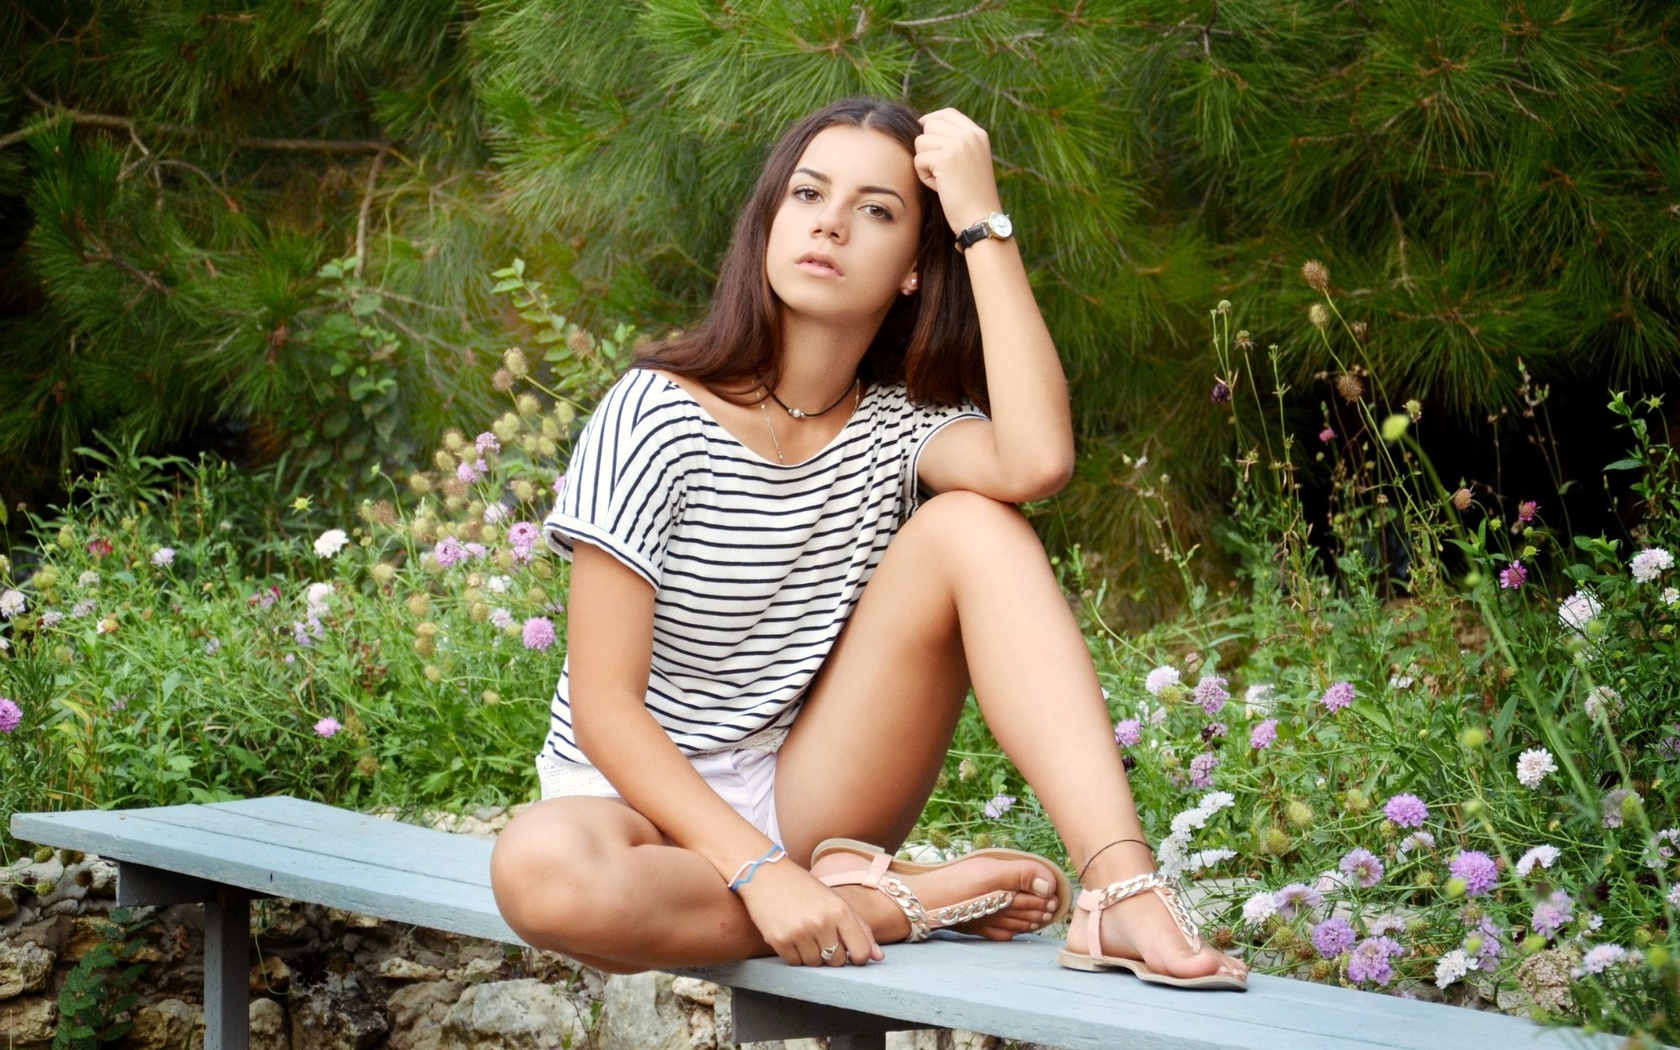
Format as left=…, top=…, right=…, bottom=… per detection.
left=796, top=252, right=843, bottom=277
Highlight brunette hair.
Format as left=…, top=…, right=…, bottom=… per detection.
left=635, top=98, right=987, bottom=412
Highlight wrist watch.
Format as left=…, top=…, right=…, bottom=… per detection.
left=954, top=211, right=1013, bottom=252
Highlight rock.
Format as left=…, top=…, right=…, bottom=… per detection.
left=124, top=998, right=204, bottom=1050
left=87, top=859, right=119, bottom=898
left=596, top=971, right=688, bottom=1050
left=252, top=901, right=314, bottom=942
left=323, top=908, right=382, bottom=931
left=0, top=886, right=17, bottom=923
left=250, top=997, right=290, bottom=1050
left=452, top=957, right=501, bottom=984
left=289, top=975, right=390, bottom=1050
left=439, top=980, right=585, bottom=1050
left=686, top=1006, right=716, bottom=1050
left=669, top=977, right=717, bottom=1006
left=0, top=942, right=54, bottom=999
left=386, top=980, right=465, bottom=1050
left=378, top=958, right=445, bottom=983
left=251, top=955, right=293, bottom=994
left=0, top=996, right=55, bottom=1048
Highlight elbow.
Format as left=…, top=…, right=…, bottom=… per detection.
left=1001, top=453, right=1075, bottom=503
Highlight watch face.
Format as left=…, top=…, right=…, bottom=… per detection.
left=988, top=212, right=1013, bottom=239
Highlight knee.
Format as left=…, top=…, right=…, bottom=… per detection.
left=490, top=806, right=636, bottom=952
left=909, top=490, right=1039, bottom=561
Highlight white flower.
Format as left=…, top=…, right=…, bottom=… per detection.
left=1388, top=673, right=1416, bottom=690
left=1314, top=869, right=1353, bottom=896
left=1602, top=787, right=1641, bottom=828
left=1200, top=791, right=1235, bottom=813
left=482, top=502, right=509, bottom=525
left=0, top=636, right=8, bottom=651
left=486, top=574, right=511, bottom=594
left=1664, top=587, right=1680, bottom=606
left=1515, top=844, right=1561, bottom=877
left=1668, top=885, right=1680, bottom=909
left=1241, top=890, right=1278, bottom=927
left=1156, top=832, right=1190, bottom=878
left=1585, top=685, right=1622, bottom=720
left=1576, top=944, right=1627, bottom=976
left=1243, top=683, right=1276, bottom=715
left=1558, top=590, right=1602, bottom=633
left=151, top=547, right=175, bottom=567
left=1515, top=747, right=1557, bottom=789
left=1367, top=913, right=1408, bottom=936
left=489, top=608, right=514, bottom=629
left=1630, top=547, right=1675, bottom=584
left=305, top=582, right=334, bottom=618
left=1144, top=665, right=1180, bottom=695
left=1397, top=831, right=1436, bottom=858
left=0, top=589, right=24, bottom=619
left=1435, top=949, right=1470, bottom=989
left=77, top=570, right=99, bottom=588
left=314, top=529, right=350, bottom=558
left=1187, top=848, right=1237, bottom=872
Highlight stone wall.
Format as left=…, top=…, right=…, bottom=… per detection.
left=1, top=811, right=1030, bottom=1050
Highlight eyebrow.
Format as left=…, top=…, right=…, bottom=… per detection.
left=792, top=167, right=907, bottom=207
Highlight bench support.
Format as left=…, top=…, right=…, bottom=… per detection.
left=731, top=988, right=913, bottom=1049
left=117, top=862, right=253, bottom=1050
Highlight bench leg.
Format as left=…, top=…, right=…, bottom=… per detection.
left=204, top=887, right=251, bottom=1050
left=826, top=1037, right=886, bottom=1050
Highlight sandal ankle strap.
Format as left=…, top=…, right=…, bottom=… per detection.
left=1077, top=872, right=1205, bottom=954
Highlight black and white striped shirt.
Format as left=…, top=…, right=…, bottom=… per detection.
left=539, top=367, right=984, bottom=762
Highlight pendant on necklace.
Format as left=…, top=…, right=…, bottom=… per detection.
left=787, top=408, right=807, bottom=419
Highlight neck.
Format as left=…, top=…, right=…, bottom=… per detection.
left=773, top=308, right=880, bottom=408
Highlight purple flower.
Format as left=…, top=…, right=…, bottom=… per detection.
left=1202, top=721, right=1228, bottom=741
left=456, top=459, right=483, bottom=484
left=1383, top=793, right=1429, bottom=828
left=1320, top=681, right=1355, bottom=713
left=1250, top=718, right=1279, bottom=750
left=475, top=431, right=501, bottom=455
left=1311, top=917, right=1357, bottom=958
left=1339, top=847, right=1385, bottom=888
left=1114, top=718, right=1142, bottom=747
left=314, top=717, right=341, bottom=738
left=1449, top=850, right=1499, bottom=896
left=1517, top=500, right=1538, bottom=524
left=1531, top=891, right=1573, bottom=938
left=523, top=616, right=557, bottom=651
left=1194, top=675, right=1230, bottom=716
left=1274, top=882, right=1323, bottom=920
left=983, top=793, right=1016, bottom=819
left=0, top=697, right=21, bottom=734
left=1211, top=380, right=1232, bottom=403
left=1346, top=936, right=1405, bottom=985
left=1189, top=751, right=1219, bottom=788
left=508, top=521, right=541, bottom=553
left=433, top=536, right=468, bottom=568
left=1500, top=561, right=1527, bottom=589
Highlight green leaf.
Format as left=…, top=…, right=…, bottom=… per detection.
left=1602, top=458, right=1644, bottom=471
left=350, top=293, right=384, bottom=317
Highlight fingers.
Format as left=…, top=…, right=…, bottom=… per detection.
left=836, top=906, right=881, bottom=965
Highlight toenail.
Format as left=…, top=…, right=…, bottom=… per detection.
left=1031, top=877, right=1052, bottom=896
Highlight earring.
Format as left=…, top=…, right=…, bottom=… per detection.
left=903, top=275, right=919, bottom=295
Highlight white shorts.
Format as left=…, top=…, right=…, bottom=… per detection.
left=535, top=728, right=786, bottom=844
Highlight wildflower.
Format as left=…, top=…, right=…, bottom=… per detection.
left=1311, top=917, right=1357, bottom=958
left=1584, top=685, right=1622, bottom=720
left=77, top=570, right=99, bottom=588
left=1577, top=944, right=1627, bottom=976
left=1320, top=681, right=1355, bottom=713
left=1669, top=886, right=1680, bottom=909
left=1449, top=850, right=1498, bottom=896
left=87, top=537, right=113, bottom=558
left=456, top=460, right=483, bottom=485
left=1274, top=883, right=1323, bottom=920
left=1250, top=718, right=1278, bottom=750
left=1335, top=373, right=1363, bottom=402
left=97, top=616, right=118, bottom=635
left=1346, top=936, right=1404, bottom=986
left=70, top=599, right=96, bottom=618
left=1517, top=500, right=1538, bottom=524
left=1189, top=751, right=1219, bottom=788
left=1514, top=747, right=1556, bottom=789
left=1451, top=487, right=1473, bottom=511
left=1558, top=590, right=1601, bottom=633
left=204, top=638, right=221, bottom=656
left=1318, top=427, right=1336, bottom=444
left=1665, top=587, right=1680, bottom=606
left=38, top=611, right=62, bottom=629
left=1187, top=848, right=1236, bottom=871
left=1367, top=914, right=1408, bottom=937
left=1631, top=547, right=1675, bottom=584
left=1301, top=260, right=1331, bottom=292
left=1515, top=844, right=1560, bottom=877
left=553, top=474, right=568, bottom=495
left=433, top=537, right=469, bottom=568
left=1241, top=891, right=1278, bottom=927
left=1531, top=891, right=1574, bottom=938
left=0, top=589, right=25, bottom=618
left=1499, top=562, right=1527, bottom=589
left=1601, top=787, right=1640, bottom=828
left=151, top=547, right=176, bottom=567
left=476, top=432, right=501, bottom=456
left=305, top=582, right=334, bottom=618
left=1309, top=303, right=1331, bottom=329
left=489, top=608, right=514, bottom=630
left=0, top=697, right=21, bottom=734
left=503, top=346, right=529, bottom=377
left=312, top=529, right=349, bottom=558
left=1435, top=949, right=1470, bottom=989
left=313, top=717, right=341, bottom=738
left=1193, top=675, right=1229, bottom=715
left=1210, top=380, right=1232, bottom=404
left=983, top=793, right=1016, bottom=820
left=522, top=616, right=557, bottom=651
left=1339, top=848, right=1385, bottom=888
left=508, top=522, right=542, bottom=563
left=1113, top=718, right=1142, bottom=747
left=1397, top=830, right=1435, bottom=858
left=1144, top=665, right=1180, bottom=696
left=483, top=502, right=510, bottom=526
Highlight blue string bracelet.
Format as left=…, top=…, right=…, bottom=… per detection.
left=728, top=844, right=787, bottom=893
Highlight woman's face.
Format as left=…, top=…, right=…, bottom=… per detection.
left=765, top=125, right=923, bottom=326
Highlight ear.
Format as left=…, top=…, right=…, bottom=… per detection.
left=900, top=271, right=920, bottom=296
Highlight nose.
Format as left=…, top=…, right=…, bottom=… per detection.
left=813, top=200, right=847, bottom=242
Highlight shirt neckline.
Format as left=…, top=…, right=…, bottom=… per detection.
left=652, top=372, right=875, bottom=469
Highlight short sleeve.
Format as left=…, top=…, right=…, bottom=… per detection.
left=543, top=371, right=694, bottom=588
left=886, top=389, right=987, bottom=509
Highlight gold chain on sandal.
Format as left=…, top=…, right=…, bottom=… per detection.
left=875, top=874, right=1015, bottom=943
left=1088, top=871, right=1204, bottom=950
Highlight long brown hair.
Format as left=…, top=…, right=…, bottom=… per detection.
left=636, top=98, right=988, bottom=412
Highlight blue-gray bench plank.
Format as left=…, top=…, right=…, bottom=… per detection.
left=10, top=798, right=1628, bottom=1050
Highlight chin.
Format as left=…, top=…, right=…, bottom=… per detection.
left=770, top=275, right=891, bottom=324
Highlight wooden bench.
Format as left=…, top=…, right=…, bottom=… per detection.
left=10, top=796, right=1622, bottom=1050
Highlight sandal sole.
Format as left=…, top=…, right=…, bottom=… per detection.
left=811, top=837, right=1074, bottom=925
left=1056, top=947, right=1247, bottom=991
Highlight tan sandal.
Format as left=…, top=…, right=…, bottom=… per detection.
left=812, top=838, right=1071, bottom=941
left=1056, top=871, right=1247, bottom=990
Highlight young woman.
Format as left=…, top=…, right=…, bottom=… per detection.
left=489, top=98, right=1248, bottom=990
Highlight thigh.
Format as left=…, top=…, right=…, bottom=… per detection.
left=775, top=493, right=1017, bottom=864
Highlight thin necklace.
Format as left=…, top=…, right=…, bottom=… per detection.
left=758, top=383, right=861, bottom=465
left=767, top=378, right=860, bottom=419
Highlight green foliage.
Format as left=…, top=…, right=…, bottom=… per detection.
left=51, top=908, right=149, bottom=1050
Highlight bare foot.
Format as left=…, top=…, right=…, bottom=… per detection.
left=1065, top=879, right=1248, bottom=984
left=811, top=850, right=1061, bottom=943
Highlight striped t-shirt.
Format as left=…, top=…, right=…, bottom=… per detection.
left=538, top=367, right=984, bottom=763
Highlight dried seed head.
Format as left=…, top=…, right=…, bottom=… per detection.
left=442, top=428, right=466, bottom=454
left=1350, top=320, right=1368, bottom=341
left=1309, top=303, right=1331, bottom=329
left=1335, top=372, right=1364, bottom=402
left=492, top=368, right=516, bottom=393
left=1216, top=299, right=1232, bottom=315
left=503, top=347, right=529, bottom=378
left=568, top=329, right=595, bottom=357
left=1235, top=330, right=1254, bottom=351
left=1452, top=487, right=1473, bottom=511
left=1301, top=260, right=1331, bottom=292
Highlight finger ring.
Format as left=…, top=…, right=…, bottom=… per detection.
left=820, top=943, right=839, bottom=961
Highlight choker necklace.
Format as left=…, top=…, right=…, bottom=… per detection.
left=757, top=382, right=861, bottom=465
left=766, top=378, right=860, bottom=419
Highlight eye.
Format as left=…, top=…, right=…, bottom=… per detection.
left=862, top=202, right=894, bottom=221
left=791, top=186, right=821, bottom=203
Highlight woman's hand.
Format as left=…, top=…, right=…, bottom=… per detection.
left=736, top=860, right=883, bottom=966
left=913, top=108, right=1003, bottom=235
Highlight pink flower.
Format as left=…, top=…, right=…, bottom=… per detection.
left=553, top=474, right=568, bottom=496
left=456, top=459, right=483, bottom=484
left=1193, top=675, right=1229, bottom=716
left=433, top=537, right=468, bottom=568
left=523, top=616, right=557, bottom=651
left=1449, top=850, right=1498, bottom=896
left=1114, top=718, right=1142, bottom=747
left=1250, top=718, right=1278, bottom=749
left=87, top=537, right=113, bottom=558
left=0, top=696, right=22, bottom=734
left=314, top=717, right=342, bottom=738
left=1517, top=500, right=1538, bottom=524
left=1189, top=751, right=1219, bottom=788
left=476, top=432, right=501, bottom=455
left=983, top=793, right=1016, bottom=819
left=1339, top=847, right=1385, bottom=888
left=1319, top=427, right=1336, bottom=443
left=1321, top=681, right=1355, bottom=713
left=1383, top=793, right=1428, bottom=828
left=1500, top=561, right=1527, bottom=589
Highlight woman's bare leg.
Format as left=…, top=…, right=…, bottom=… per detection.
left=778, top=491, right=1247, bottom=981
